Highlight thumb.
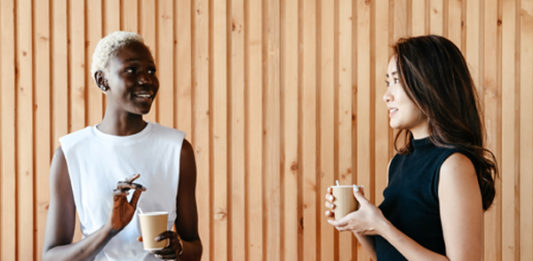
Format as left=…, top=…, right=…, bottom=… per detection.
left=353, top=186, right=368, bottom=204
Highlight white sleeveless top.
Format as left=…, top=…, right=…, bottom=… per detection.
left=59, top=122, right=184, bottom=261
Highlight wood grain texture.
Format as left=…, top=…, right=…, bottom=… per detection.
left=0, top=0, right=530, bottom=260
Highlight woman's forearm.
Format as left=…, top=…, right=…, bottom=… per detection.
left=352, top=232, right=377, bottom=260
left=378, top=220, right=448, bottom=261
left=42, top=223, right=117, bottom=261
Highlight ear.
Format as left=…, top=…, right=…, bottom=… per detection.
left=94, top=70, right=109, bottom=92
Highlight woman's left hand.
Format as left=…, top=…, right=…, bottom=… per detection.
left=150, top=230, right=183, bottom=260
left=327, top=187, right=386, bottom=236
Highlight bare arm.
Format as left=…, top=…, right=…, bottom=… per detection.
left=42, top=147, right=146, bottom=261
left=376, top=153, right=482, bottom=261
left=152, top=139, right=202, bottom=260
left=42, top=147, right=116, bottom=261
left=175, top=139, right=202, bottom=260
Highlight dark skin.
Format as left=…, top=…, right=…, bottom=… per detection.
left=42, top=41, right=202, bottom=261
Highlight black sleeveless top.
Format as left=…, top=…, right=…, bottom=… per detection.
left=373, top=138, right=459, bottom=260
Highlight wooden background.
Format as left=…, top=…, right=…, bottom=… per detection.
left=0, top=0, right=531, bottom=260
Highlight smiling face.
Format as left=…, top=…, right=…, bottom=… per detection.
left=383, top=57, right=429, bottom=138
left=103, top=41, right=159, bottom=115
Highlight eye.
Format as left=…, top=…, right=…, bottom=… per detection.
left=147, top=67, right=156, bottom=75
left=393, top=78, right=400, bottom=84
left=125, top=67, right=136, bottom=74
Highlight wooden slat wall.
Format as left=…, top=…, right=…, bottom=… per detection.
left=0, top=0, right=532, bottom=260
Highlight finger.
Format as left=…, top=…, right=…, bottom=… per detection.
left=113, top=189, right=129, bottom=199
left=325, top=201, right=336, bottom=210
left=327, top=218, right=344, bottom=227
left=131, top=182, right=146, bottom=191
left=353, top=186, right=369, bottom=204
left=327, top=186, right=333, bottom=194
left=115, top=182, right=137, bottom=192
left=154, top=253, right=176, bottom=260
left=325, top=193, right=335, bottom=203
left=155, top=231, right=176, bottom=241
left=129, top=189, right=143, bottom=209
left=151, top=246, right=175, bottom=255
left=325, top=210, right=335, bottom=217
left=125, top=173, right=141, bottom=183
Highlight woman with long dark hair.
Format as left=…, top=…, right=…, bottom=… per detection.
left=325, top=35, right=497, bottom=260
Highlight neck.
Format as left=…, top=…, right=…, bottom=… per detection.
left=98, top=109, right=147, bottom=136
left=410, top=121, right=430, bottom=139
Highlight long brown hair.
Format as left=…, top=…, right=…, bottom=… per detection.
left=393, top=35, right=497, bottom=210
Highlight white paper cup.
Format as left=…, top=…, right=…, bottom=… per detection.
left=332, top=185, right=359, bottom=220
left=139, top=211, right=168, bottom=250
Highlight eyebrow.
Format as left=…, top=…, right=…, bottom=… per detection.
left=385, top=71, right=398, bottom=77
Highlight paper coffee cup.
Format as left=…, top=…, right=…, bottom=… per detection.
left=332, top=185, right=359, bottom=220
left=139, top=211, right=169, bottom=250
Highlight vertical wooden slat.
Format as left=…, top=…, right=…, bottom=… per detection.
left=176, top=0, right=192, bottom=134
left=520, top=1, right=533, bottom=260
left=301, top=0, right=317, bottom=259
left=35, top=0, right=51, bottom=258
left=394, top=0, right=410, bottom=40
left=356, top=1, right=373, bottom=261
left=412, top=0, right=427, bottom=36
left=483, top=0, right=502, bottom=260
left=87, top=0, right=103, bottom=126
left=465, top=0, right=481, bottom=94
left=6, top=1, right=533, bottom=260
left=16, top=0, right=34, bottom=259
left=501, top=0, right=518, bottom=260
left=318, top=0, right=334, bottom=259
left=69, top=0, right=86, bottom=132
left=104, top=0, right=120, bottom=35
left=157, top=0, right=174, bottom=128
left=448, top=0, right=463, bottom=48
left=121, top=0, right=138, bottom=32
left=229, top=0, right=245, bottom=260
left=263, top=0, right=281, bottom=260
left=139, top=0, right=157, bottom=123
left=192, top=0, right=211, bottom=260
left=374, top=0, right=391, bottom=210
left=212, top=0, right=228, bottom=259
left=337, top=0, right=353, bottom=259
left=1, top=0, right=17, bottom=260
left=281, top=0, right=299, bottom=259
left=429, top=0, right=444, bottom=35
left=246, top=0, right=263, bottom=259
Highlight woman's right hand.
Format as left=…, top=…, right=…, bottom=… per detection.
left=324, top=186, right=336, bottom=218
left=110, top=173, right=146, bottom=232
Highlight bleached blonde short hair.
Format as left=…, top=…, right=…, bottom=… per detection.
left=91, top=31, right=144, bottom=80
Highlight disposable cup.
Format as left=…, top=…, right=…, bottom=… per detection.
left=332, top=185, right=359, bottom=220
left=139, top=211, right=168, bottom=250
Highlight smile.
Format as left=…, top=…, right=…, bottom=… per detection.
left=388, top=107, right=398, bottom=117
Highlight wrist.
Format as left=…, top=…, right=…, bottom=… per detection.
left=374, top=216, right=392, bottom=236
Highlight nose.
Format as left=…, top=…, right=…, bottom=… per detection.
left=383, top=88, right=392, bottom=103
left=137, top=73, right=152, bottom=85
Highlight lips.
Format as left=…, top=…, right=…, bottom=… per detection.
left=388, top=107, right=398, bottom=117
left=133, top=91, right=154, bottom=102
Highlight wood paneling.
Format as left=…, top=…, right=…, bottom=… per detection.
left=0, top=0, right=531, bottom=260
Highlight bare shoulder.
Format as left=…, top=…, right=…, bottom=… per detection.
left=440, top=152, right=476, bottom=178
left=181, top=139, right=194, bottom=157
left=439, top=152, right=480, bottom=199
